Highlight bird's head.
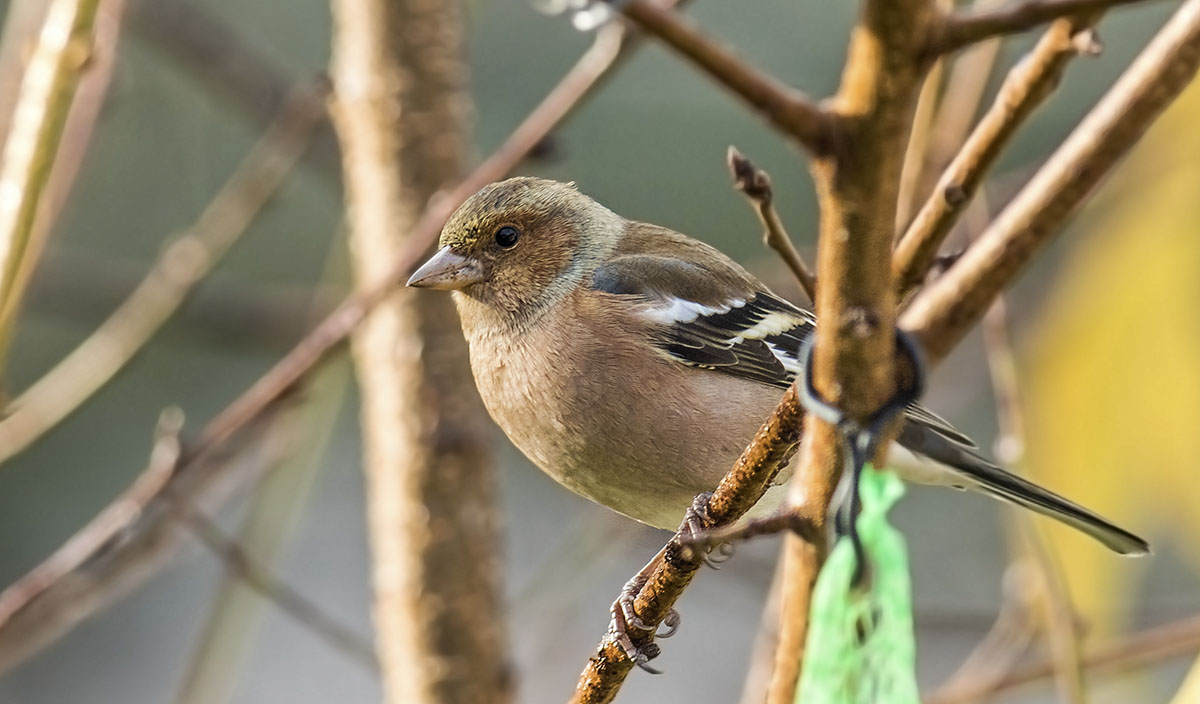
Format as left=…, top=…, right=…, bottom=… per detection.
left=408, top=177, right=622, bottom=320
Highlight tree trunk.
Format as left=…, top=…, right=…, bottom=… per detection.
left=328, top=1, right=512, bottom=702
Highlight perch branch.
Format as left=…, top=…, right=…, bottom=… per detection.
left=620, top=0, right=831, bottom=154
left=570, top=387, right=809, bottom=704
left=726, top=146, right=817, bottom=301
left=933, top=0, right=1169, bottom=54
left=895, top=16, right=1100, bottom=298
left=903, top=0, right=1200, bottom=363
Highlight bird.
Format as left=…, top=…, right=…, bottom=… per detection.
left=407, top=176, right=1149, bottom=557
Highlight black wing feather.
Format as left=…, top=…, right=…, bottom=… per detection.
left=591, top=256, right=976, bottom=447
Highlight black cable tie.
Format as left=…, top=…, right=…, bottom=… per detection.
left=796, top=329, right=926, bottom=588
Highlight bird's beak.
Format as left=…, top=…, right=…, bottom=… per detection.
left=407, top=246, right=484, bottom=290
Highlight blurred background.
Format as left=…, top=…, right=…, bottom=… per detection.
left=0, top=0, right=1197, bottom=702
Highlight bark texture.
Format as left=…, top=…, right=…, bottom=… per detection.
left=328, top=1, right=511, bottom=702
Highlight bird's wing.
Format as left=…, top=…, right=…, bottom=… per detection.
left=590, top=253, right=977, bottom=448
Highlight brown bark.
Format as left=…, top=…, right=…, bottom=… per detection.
left=328, top=1, right=511, bottom=702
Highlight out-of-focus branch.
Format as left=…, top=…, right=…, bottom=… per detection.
left=926, top=612, right=1200, bottom=703
left=894, top=16, right=1100, bottom=298
left=0, top=0, right=124, bottom=366
left=902, top=0, right=1200, bottom=363
left=0, top=403, right=373, bottom=676
left=726, top=146, right=816, bottom=301
left=0, top=0, right=101, bottom=373
left=0, top=406, right=285, bottom=674
left=174, top=357, right=355, bottom=704
left=977, top=196, right=1086, bottom=702
left=174, top=492, right=378, bottom=673
left=620, top=0, right=831, bottom=154
left=930, top=564, right=1039, bottom=700
left=933, top=0, right=1168, bottom=54
left=0, top=83, right=326, bottom=465
left=125, top=0, right=343, bottom=181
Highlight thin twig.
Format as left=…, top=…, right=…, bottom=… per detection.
left=925, top=612, right=1200, bottom=703
left=896, top=55, right=946, bottom=233
left=172, top=496, right=378, bottom=673
left=126, top=0, right=342, bottom=181
left=933, top=0, right=1169, bottom=54
left=174, top=356, right=353, bottom=704
left=0, top=82, right=327, bottom=465
left=726, top=146, right=817, bottom=301
left=0, top=0, right=101, bottom=371
left=902, top=0, right=1200, bottom=363
left=0, top=405, right=283, bottom=673
left=923, top=0, right=1008, bottom=202
left=976, top=189, right=1087, bottom=702
left=895, top=16, right=1100, bottom=298
left=620, top=0, right=831, bottom=154
left=930, top=563, right=1039, bottom=699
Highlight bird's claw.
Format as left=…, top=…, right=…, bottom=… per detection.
left=607, top=573, right=681, bottom=672
left=678, top=492, right=736, bottom=567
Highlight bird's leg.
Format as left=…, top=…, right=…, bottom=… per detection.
left=608, top=546, right=680, bottom=673
left=678, top=492, right=735, bottom=568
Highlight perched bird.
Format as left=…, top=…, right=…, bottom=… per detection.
left=408, top=177, right=1148, bottom=556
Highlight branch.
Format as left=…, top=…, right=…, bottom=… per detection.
left=0, top=82, right=326, bottom=465
left=0, top=406, right=283, bottom=673
left=765, top=0, right=941, bottom=699
left=0, top=0, right=101, bottom=371
left=902, top=0, right=1200, bottom=362
left=174, top=360, right=354, bottom=704
left=0, top=405, right=375, bottom=675
left=933, top=0, right=1168, bottom=54
left=174, top=495, right=378, bottom=673
left=894, top=16, right=1099, bottom=298
left=726, top=146, right=817, bottom=301
left=126, top=0, right=343, bottom=181
left=925, top=612, right=1200, bottom=703
left=977, top=202, right=1087, bottom=702
left=620, top=0, right=831, bottom=154
left=570, top=387, right=808, bottom=704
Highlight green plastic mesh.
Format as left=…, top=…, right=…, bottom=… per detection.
left=795, top=465, right=919, bottom=704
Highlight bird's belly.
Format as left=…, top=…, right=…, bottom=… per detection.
left=469, top=331, right=781, bottom=529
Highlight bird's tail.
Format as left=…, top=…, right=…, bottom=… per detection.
left=895, top=423, right=1150, bottom=556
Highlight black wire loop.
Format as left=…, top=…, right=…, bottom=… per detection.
left=795, top=329, right=926, bottom=588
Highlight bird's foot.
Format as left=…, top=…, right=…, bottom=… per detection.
left=608, top=571, right=680, bottom=673
left=677, top=492, right=736, bottom=566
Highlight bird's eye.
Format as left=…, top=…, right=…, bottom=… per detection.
left=494, top=225, right=520, bottom=249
